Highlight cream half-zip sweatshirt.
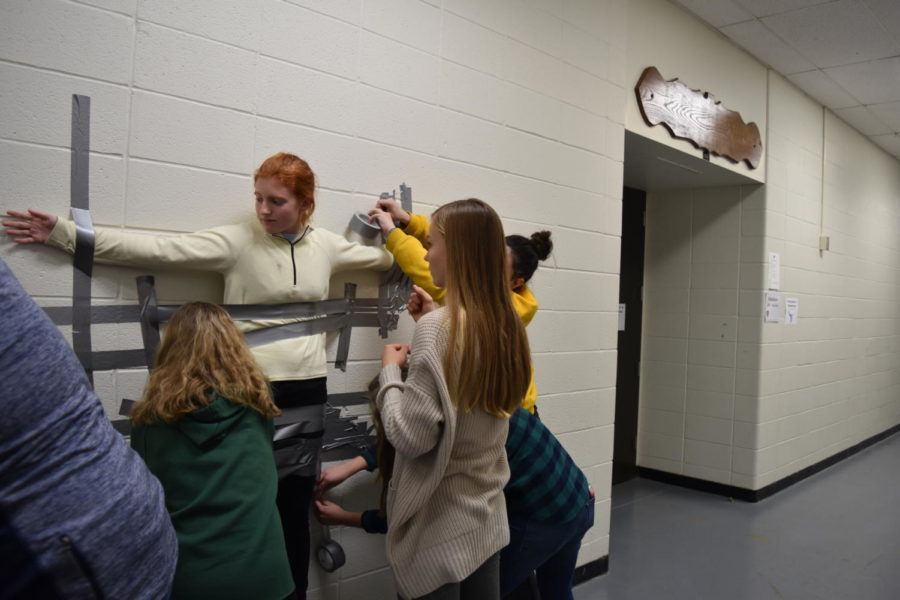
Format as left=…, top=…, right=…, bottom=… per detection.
left=46, top=218, right=392, bottom=380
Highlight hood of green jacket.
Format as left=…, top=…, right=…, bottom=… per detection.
left=177, top=394, right=248, bottom=448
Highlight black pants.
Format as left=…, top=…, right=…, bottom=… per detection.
left=272, top=377, right=328, bottom=600
left=276, top=475, right=315, bottom=598
left=405, top=553, right=501, bottom=600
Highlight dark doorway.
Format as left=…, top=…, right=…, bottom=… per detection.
left=613, top=187, right=646, bottom=485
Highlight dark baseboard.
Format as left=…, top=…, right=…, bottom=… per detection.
left=638, top=423, right=900, bottom=502
left=573, top=555, right=608, bottom=585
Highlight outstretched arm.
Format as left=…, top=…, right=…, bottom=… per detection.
left=367, top=209, right=446, bottom=303
left=315, top=455, right=369, bottom=497
left=6, top=209, right=241, bottom=272
left=314, top=500, right=363, bottom=528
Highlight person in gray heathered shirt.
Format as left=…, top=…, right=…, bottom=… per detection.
left=0, top=258, right=177, bottom=599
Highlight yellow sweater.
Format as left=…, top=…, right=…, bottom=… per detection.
left=385, top=213, right=539, bottom=413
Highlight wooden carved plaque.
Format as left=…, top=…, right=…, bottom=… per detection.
left=635, top=66, right=762, bottom=169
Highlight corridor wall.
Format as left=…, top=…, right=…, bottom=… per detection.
left=633, top=1, right=900, bottom=493
left=0, top=1, right=625, bottom=596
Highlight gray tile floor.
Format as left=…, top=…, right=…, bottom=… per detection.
left=575, top=433, right=900, bottom=600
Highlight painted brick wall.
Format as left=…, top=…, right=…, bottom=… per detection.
left=746, top=73, right=900, bottom=489
left=0, top=1, right=625, bottom=598
left=639, top=185, right=766, bottom=488
left=637, top=71, right=900, bottom=493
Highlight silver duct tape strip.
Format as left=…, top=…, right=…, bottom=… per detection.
left=399, top=182, right=412, bottom=212
left=221, top=299, right=349, bottom=322
left=335, top=283, right=356, bottom=371
left=151, top=298, right=350, bottom=324
left=43, top=304, right=142, bottom=326
left=111, top=419, right=131, bottom=435
left=138, top=277, right=358, bottom=372
left=274, top=403, right=325, bottom=479
left=42, top=298, right=366, bottom=325
left=114, top=402, right=330, bottom=440
left=377, top=273, right=390, bottom=338
left=350, top=313, right=381, bottom=327
left=119, top=398, right=136, bottom=417
left=350, top=298, right=383, bottom=308
left=71, top=350, right=146, bottom=372
left=274, top=437, right=321, bottom=479
left=71, top=208, right=95, bottom=277
left=242, top=313, right=349, bottom=348
left=324, top=391, right=369, bottom=407
left=274, top=404, right=325, bottom=432
left=70, top=96, right=91, bottom=212
left=137, top=276, right=161, bottom=369
left=89, top=349, right=147, bottom=371
left=122, top=397, right=337, bottom=425
left=375, top=182, right=413, bottom=337
left=70, top=95, right=94, bottom=385
left=155, top=304, right=177, bottom=322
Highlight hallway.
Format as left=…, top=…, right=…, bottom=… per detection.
left=575, top=433, right=900, bottom=599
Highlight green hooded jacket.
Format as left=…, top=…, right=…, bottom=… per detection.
left=131, top=394, right=293, bottom=600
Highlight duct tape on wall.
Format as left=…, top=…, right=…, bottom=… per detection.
left=376, top=184, right=414, bottom=337
left=47, top=98, right=409, bottom=376
left=70, top=95, right=94, bottom=385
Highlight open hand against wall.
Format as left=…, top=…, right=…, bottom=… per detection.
left=3, top=209, right=58, bottom=244
left=316, top=456, right=368, bottom=498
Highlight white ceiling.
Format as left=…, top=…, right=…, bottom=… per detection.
left=673, top=0, right=900, bottom=162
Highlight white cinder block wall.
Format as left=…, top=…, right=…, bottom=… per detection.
left=634, top=4, right=900, bottom=492
left=0, top=1, right=625, bottom=598
left=747, top=74, right=900, bottom=490
left=639, top=185, right=766, bottom=487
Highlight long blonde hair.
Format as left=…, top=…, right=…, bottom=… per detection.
left=431, top=199, right=531, bottom=417
left=131, top=302, right=280, bottom=425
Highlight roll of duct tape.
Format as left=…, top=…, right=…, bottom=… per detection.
left=347, top=211, right=382, bottom=246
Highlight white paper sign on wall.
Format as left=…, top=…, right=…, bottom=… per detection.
left=768, top=252, right=780, bottom=290
left=764, top=291, right=781, bottom=323
left=785, top=297, right=799, bottom=324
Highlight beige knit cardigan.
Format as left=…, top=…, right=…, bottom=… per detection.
left=377, top=308, right=510, bottom=599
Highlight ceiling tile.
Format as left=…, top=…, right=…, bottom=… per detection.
left=869, top=133, right=900, bottom=159
left=825, top=56, right=900, bottom=105
left=787, top=70, right=861, bottom=109
left=673, top=0, right=753, bottom=27
left=733, top=0, right=833, bottom=18
left=867, top=101, right=900, bottom=132
left=720, top=20, right=815, bottom=74
left=833, top=106, right=893, bottom=136
left=865, top=0, right=900, bottom=46
left=761, top=0, right=899, bottom=68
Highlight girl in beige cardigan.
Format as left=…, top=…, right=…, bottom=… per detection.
left=377, top=199, right=532, bottom=600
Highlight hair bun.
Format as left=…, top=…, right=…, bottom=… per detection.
left=529, top=231, right=553, bottom=261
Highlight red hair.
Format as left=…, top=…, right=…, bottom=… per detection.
left=254, top=152, right=317, bottom=217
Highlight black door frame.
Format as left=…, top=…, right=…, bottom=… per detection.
left=612, top=187, right=646, bottom=485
